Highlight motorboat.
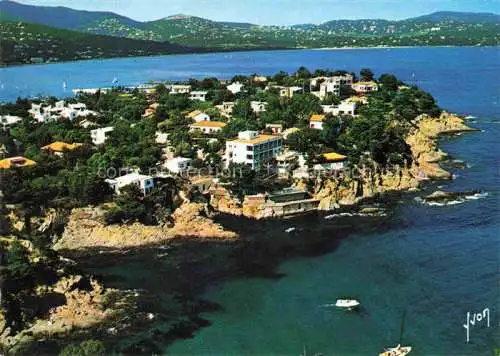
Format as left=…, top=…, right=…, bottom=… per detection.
left=335, top=299, right=360, bottom=309
left=379, top=344, right=412, bottom=356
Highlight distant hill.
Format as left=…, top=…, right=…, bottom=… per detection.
left=0, top=20, right=192, bottom=65
left=409, top=11, right=500, bottom=23
left=0, top=1, right=498, bottom=64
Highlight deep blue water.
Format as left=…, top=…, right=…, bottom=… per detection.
left=3, top=47, right=498, bottom=355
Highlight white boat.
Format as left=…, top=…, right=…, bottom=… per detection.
left=285, top=227, right=296, bottom=233
left=379, top=344, right=412, bottom=356
left=335, top=299, right=360, bottom=308
left=464, top=115, right=477, bottom=120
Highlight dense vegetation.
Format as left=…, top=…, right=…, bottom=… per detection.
left=0, top=1, right=498, bottom=65
left=0, top=20, right=193, bottom=65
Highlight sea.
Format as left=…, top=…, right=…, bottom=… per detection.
left=1, top=47, right=498, bottom=355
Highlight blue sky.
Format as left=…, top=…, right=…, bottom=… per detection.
left=14, top=0, right=500, bottom=25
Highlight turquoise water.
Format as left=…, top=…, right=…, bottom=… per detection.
left=3, top=47, right=498, bottom=355
left=168, top=48, right=498, bottom=355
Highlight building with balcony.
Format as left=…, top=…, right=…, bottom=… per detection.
left=225, top=131, right=282, bottom=170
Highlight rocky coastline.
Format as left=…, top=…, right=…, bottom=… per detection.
left=211, top=112, right=477, bottom=218
left=1, top=112, right=477, bottom=354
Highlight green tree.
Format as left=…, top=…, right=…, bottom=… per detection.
left=59, top=339, right=105, bottom=356
left=360, top=68, right=375, bottom=82
left=379, top=74, right=400, bottom=91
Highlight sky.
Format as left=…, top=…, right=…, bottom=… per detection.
left=13, top=0, right=500, bottom=25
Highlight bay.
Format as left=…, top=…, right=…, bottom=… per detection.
left=3, top=47, right=498, bottom=355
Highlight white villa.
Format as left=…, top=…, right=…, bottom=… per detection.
left=313, top=152, right=348, bottom=172
left=189, top=91, right=209, bottom=102
left=280, top=86, right=303, bottom=98
left=187, top=110, right=210, bottom=122
left=28, top=101, right=98, bottom=122
left=106, top=172, right=155, bottom=195
left=227, top=82, right=244, bottom=94
left=352, top=81, right=379, bottom=94
left=309, top=114, right=326, bottom=130
left=250, top=101, right=268, bottom=114
left=165, top=157, right=192, bottom=174
left=276, top=150, right=300, bottom=177
left=190, top=121, right=227, bottom=134
left=266, top=123, right=283, bottom=134
left=155, top=131, right=169, bottom=145
left=170, top=85, right=192, bottom=94
left=310, top=74, right=354, bottom=99
left=91, top=126, right=114, bottom=145
left=1, top=115, right=22, bottom=129
left=225, top=130, right=283, bottom=170
left=215, top=102, right=235, bottom=118
left=321, top=99, right=357, bottom=116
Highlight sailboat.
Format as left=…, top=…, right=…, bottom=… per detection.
left=379, top=311, right=412, bottom=356
left=62, top=81, right=67, bottom=91
left=112, top=77, right=119, bottom=84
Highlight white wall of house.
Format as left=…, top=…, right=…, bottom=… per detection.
left=227, top=82, right=244, bottom=94
left=189, top=91, right=208, bottom=101
left=106, top=173, right=155, bottom=195
left=225, top=131, right=283, bottom=170
left=165, top=157, right=192, bottom=174
left=309, top=121, right=324, bottom=130
left=91, top=127, right=114, bottom=145
left=192, top=112, right=210, bottom=122
left=170, top=85, right=191, bottom=94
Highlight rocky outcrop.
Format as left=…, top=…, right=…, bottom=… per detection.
left=169, top=202, right=237, bottom=240
left=0, top=238, right=137, bottom=354
left=55, top=202, right=237, bottom=252
left=54, top=206, right=172, bottom=251
left=313, top=112, right=475, bottom=211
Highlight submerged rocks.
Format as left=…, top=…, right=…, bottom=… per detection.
left=423, top=190, right=483, bottom=203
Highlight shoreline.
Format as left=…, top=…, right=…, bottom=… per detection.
left=1, top=44, right=497, bottom=71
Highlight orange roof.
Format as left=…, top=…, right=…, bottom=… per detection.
left=191, top=121, right=227, bottom=128
left=42, top=141, right=83, bottom=152
left=0, top=156, right=36, bottom=169
left=231, top=134, right=279, bottom=145
left=323, top=152, right=347, bottom=162
left=310, top=114, right=326, bottom=122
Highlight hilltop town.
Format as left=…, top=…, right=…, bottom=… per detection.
left=0, top=67, right=475, bottom=354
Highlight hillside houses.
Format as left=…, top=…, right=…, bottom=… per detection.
left=28, top=101, right=98, bottom=122
left=310, top=74, right=354, bottom=99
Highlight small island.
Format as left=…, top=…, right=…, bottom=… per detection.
left=0, top=67, right=476, bottom=354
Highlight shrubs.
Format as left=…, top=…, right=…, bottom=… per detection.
left=59, top=339, right=105, bottom=356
